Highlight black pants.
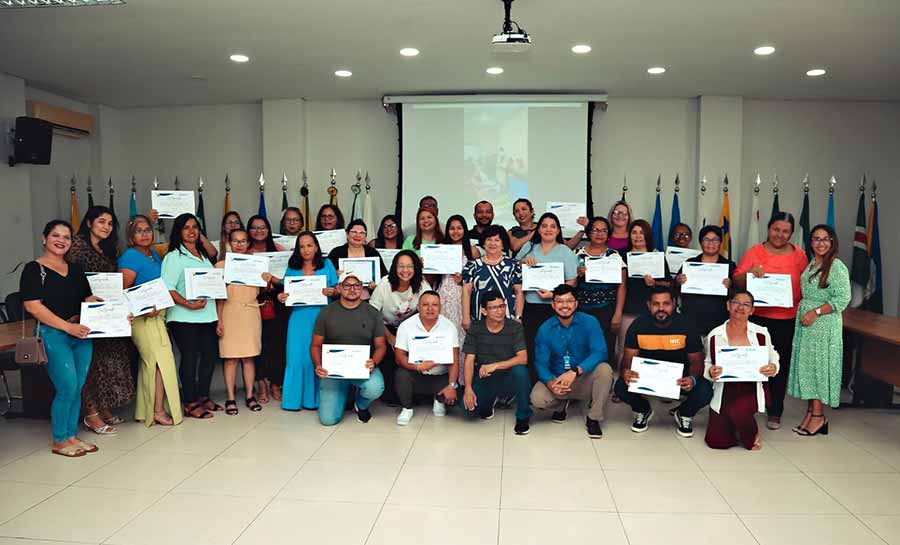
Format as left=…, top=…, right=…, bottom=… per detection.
left=395, top=367, right=447, bottom=409
left=750, top=315, right=795, bottom=418
left=169, top=321, right=219, bottom=404
left=259, top=314, right=288, bottom=386
left=379, top=325, right=400, bottom=405
left=581, top=306, right=615, bottom=364
left=613, top=375, right=714, bottom=417
left=523, top=302, right=555, bottom=384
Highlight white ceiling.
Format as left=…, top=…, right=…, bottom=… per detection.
left=1, top=0, right=899, bottom=107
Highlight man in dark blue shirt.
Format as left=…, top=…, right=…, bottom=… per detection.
left=529, top=284, right=614, bottom=438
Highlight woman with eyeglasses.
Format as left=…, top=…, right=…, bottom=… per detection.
left=675, top=225, right=735, bottom=338
left=328, top=219, right=389, bottom=299
left=787, top=224, right=850, bottom=436
left=670, top=223, right=693, bottom=249
left=462, top=225, right=524, bottom=328
left=368, top=215, right=404, bottom=250
left=119, top=215, right=181, bottom=427
left=734, top=212, right=808, bottom=430
left=606, top=200, right=634, bottom=251
left=314, top=204, right=345, bottom=231
left=279, top=207, right=304, bottom=236
left=218, top=212, right=244, bottom=259
left=575, top=216, right=625, bottom=356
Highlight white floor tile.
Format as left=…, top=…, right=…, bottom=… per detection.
left=681, top=437, right=799, bottom=472
left=0, top=447, right=127, bottom=485
left=809, top=473, right=900, bottom=515
left=741, top=514, right=885, bottom=545
left=79, top=420, right=167, bottom=451
left=503, top=437, right=600, bottom=468
left=859, top=515, right=900, bottom=545
left=75, top=448, right=211, bottom=491
left=367, top=505, right=498, bottom=545
left=312, top=432, right=414, bottom=464
left=501, top=467, right=615, bottom=511
left=406, top=432, right=503, bottom=467
left=593, top=434, right=701, bottom=471
left=605, top=471, right=730, bottom=514
left=218, top=426, right=330, bottom=463
left=0, top=539, right=88, bottom=545
left=418, top=412, right=505, bottom=436
left=333, top=404, right=427, bottom=434
left=387, top=464, right=501, bottom=508
left=236, top=499, right=380, bottom=545
left=769, top=437, right=896, bottom=473
left=139, top=421, right=251, bottom=455
left=706, top=471, right=847, bottom=514
left=499, top=509, right=627, bottom=545
left=855, top=440, right=900, bottom=470
left=0, top=482, right=62, bottom=525
left=173, top=455, right=297, bottom=498
left=621, top=513, right=758, bottom=545
left=278, top=461, right=401, bottom=503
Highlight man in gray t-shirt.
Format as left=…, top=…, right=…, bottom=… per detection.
left=312, top=271, right=387, bottom=426
left=462, top=291, right=533, bottom=435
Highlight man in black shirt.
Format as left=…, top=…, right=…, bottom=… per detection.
left=466, top=200, right=495, bottom=243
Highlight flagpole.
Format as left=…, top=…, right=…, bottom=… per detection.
left=300, top=170, right=310, bottom=231
left=621, top=175, right=628, bottom=202
left=129, top=175, right=138, bottom=219
left=87, top=176, right=94, bottom=209
left=153, top=177, right=165, bottom=242
left=281, top=173, right=289, bottom=213
left=798, top=174, right=811, bottom=253
left=864, top=180, right=883, bottom=313
left=720, top=175, right=731, bottom=260
left=258, top=173, right=268, bottom=219
left=350, top=170, right=362, bottom=221
left=196, top=176, right=206, bottom=235
left=826, top=175, right=837, bottom=228
left=667, top=174, right=681, bottom=246
left=362, top=171, right=374, bottom=230
left=327, top=169, right=338, bottom=206
left=698, top=176, right=707, bottom=228
left=223, top=173, right=232, bottom=215
left=70, top=174, right=80, bottom=227
left=746, top=173, right=761, bottom=251
left=651, top=174, right=664, bottom=251
left=108, top=177, right=115, bottom=216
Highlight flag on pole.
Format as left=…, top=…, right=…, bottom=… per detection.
left=258, top=173, right=268, bottom=219
left=196, top=177, right=207, bottom=235
left=696, top=177, right=708, bottom=228
left=281, top=173, right=289, bottom=213
left=223, top=174, right=232, bottom=214
left=720, top=176, right=731, bottom=260
left=849, top=184, right=870, bottom=308
left=826, top=175, right=836, bottom=228
left=301, top=170, right=310, bottom=231
left=667, top=175, right=681, bottom=245
left=746, top=173, right=762, bottom=250
left=69, top=175, right=80, bottom=227
left=362, top=172, right=374, bottom=231
left=129, top=176, right=138, bottom=219
left=770, top=174, right=781, bottom=222
left=651, top=175, right=664, bottom=251
left=864, top=185, right=883, bottom=313
left=799, top=191, right=811, bottom=259
left=87, top=176, right=95, bottom=209
left=107, top=177, right=115, bottom=217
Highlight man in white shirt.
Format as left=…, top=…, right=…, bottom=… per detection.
left=393, top=290, right=460, bottom=425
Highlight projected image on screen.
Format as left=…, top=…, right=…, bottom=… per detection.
left=464, top=106, right=529, bottom=217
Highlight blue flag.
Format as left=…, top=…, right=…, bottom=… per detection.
left=129, top=190, right=137, bottom=219
left=826, top=192, right=835, bottom=228
left=667, top=190, right=681, bottom=246
left=651, top=191, right=664, bottom=251
left=258, top=191, right=267, bottom=219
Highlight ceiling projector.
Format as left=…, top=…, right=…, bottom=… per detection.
left=491, top=0, right=532, bottom=53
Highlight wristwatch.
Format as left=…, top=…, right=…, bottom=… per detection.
left=571, top=367, right=582, bottom=377
left=815, top=307, right=822, bottom=316
left=449, top=382, right=459, bottom=390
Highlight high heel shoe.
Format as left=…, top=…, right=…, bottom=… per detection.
left=796, top=414, right=828, bottom=436
left=793, top=410, right=812, bottom=434
left=83, top=413, right=117, bottom=435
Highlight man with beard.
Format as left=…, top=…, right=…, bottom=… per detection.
left=614, top=286, right=710, bottom=437
left=467, top=200, right=495, bottom=244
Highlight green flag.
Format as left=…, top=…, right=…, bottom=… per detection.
left=799, top=192, right=811, bottom=259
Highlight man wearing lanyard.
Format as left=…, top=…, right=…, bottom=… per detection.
left=529, top=284, right=614, bottom=438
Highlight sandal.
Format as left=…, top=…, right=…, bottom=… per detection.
left=245, top=397, right=262, bottom=412
left=83, top=414, right=117, bottom=435
left=199, top=397, right=224, bottom=412
left=792, top=410, right=813, bottom=434
left=103, top=415, right=125, bottom=426
left=184, top=403, right=214, bottom=419
left=52, top=444, right=86, bottom=458
left=796, top=414, right=829, bottom=436
left=225, top=400, right=239, bottom=416
left=153, top=412, right=174, bottom=426
left=75, top=439, right=99, bottom=453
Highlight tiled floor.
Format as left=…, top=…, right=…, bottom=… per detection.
left=1, top=392, right=899, bottom=545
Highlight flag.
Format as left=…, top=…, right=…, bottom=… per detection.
left=826, top=191, right=836, bottom=228
left=849, top=190, right=870, bottom=307
left=107, top=178, right=115, bottom=217
left=864, top=195, right=883, bottom=313
left=258, top=191, right=267, bottom=219
left=129, top=188, right=138, bottom=219
left=70, top=188, right=80, bottom=228
left=196, top=191, right=207, bottom=235
left=719, top=180, right=731, bottom=260
left=223, top=174, right=232, bottom=214
left=87, top=176, right=95, bottom=208
left=746, top=179, right=761, bottom=250
left=799, top=191, right=811, bottom=259
left=651, top=176, right=664, bottom=251
left=281, top=189, right=289, bottom=213
left=667, top=175, right=681, bottom=245
left=770, top=187, right=780, bottom=222
left=696, top=177, right=708, bottom=229
left=362, top=173, right=374, bottom=231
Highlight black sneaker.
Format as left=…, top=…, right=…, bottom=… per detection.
left=551, top=400, right=570, bottom=423
left=673, top=409, right=694, bottom=438
left=355, top=403, right=372, bottom=423
left=631, top=408, right=653, bottom=433
left=514, top=418, right=530, bottom=435
left=586, top=417, right=603, bottom=439
left=480, top=398, right=498, bottom=420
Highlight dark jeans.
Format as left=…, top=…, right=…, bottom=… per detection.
left=467, top=364, right=533, bottom=421
left=259, top=315, right=288, bottom=386
left=395, top=367, right=450, bottom=408
left=522, top=302, right=555, bottom=384
left=168, top=321, right=219, bottom=404
left=613, top=375, right=713, bottom=417
left=750, top=315, right=794, bottom=418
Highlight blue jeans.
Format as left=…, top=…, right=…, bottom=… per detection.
left=41, top=325, right=93, bottom=442
left=318, top=368, right=385, bottom=426
left=467, top=365, right=533, bottom=421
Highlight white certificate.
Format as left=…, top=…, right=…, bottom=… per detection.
left=421, top=244, right=463, bottom=274
left=322, top=344, right=370, bottom=379
left=80, top=301, right=131, bottom=338
left=746, top=273, right=793, bottom=308
left=284, top=275, right=328, bottom=306
left=584, top=255, right=623, bottom=284
left=628, top=357, right=684, bottom=399
left=256, top=251, right=292, bottom=278
left=123, top=278, right=175, bottom=316
left=522, top=262, right=565, bottom=291
left=680, top=262, right=730, bottom=296
left=185, top=268, right=227, bottom=300
left=546, top=201, right=585, bottom=235
left=85, top=272, right=124, bottom=301
left=339, top=257, right=381, bottom=284
left=151, top=190, right=196, bottom=219
left=271, top=234, right=297, bottom=250
left=715, top=346, right=769, bottom=382
left=224, top=253, right=269, bottom=287
left=627, top=252, right=666, bottom=279
left=313, top=229, right=347, bottom=256
left=665, top=246, right=702, bottom=273
left=408, top=333, right=454, bottom=365
left=376, top=248, right=401, bottom=269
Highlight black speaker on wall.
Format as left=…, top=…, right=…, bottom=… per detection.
left=8, top=116, right=53, bottom=167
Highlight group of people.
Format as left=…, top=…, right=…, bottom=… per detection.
left=20, top=192, right=851, bottom=458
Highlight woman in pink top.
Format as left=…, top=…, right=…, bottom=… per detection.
left=734, top=212, right=808, bottom=429
left=606, top=200, right=633, bottom=251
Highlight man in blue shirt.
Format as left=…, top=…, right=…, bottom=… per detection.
left=529, top=284, right=614, bottom=438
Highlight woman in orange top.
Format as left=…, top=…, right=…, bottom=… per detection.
left=734, top=212, right=808, bottom=430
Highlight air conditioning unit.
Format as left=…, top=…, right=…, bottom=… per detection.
left=26, top=100, right=93, bottom=138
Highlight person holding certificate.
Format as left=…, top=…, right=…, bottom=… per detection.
left=368, top=214, right=404, bottom=250
left=217, top=211, right=244, bottom=260
left=314, top=204, right=346, bottom=231
left=575, top=216, right=626, bottom=356
left=675, top=225, right=735, bottom=337
left=118, top=215, right=181, bottom=427
left=21, top=220, right=101, bottom=457
left=734, top=212, right=808, bottom=430
left=402, top=207, right=444, bottom=254
left=277, top=232, right=339, bottom=410
left=529, top=285, right=614, bottom=438
left=787, top=225, right=851, bottom=437
left=392, top=291, right=461, bottom=425
left=433, top=215, right=480, bottom=360
left=508, top=198, right=537, bottom=254
left=615, top=287, right=709, bottom=437
left=328, top=219, right=389, bottom=298
left=311, top=271, right=387, bottom=425
left=704, top=290, right=780, bottom=450
left=462, top=225, right=524, bottom=329
left=161, top=213, right=221, bottom=420
left=67, top=205, right=135, bottom=434
left=515, top=212, right=578, bottom=382
left=279, top=207, right=304, bottom=237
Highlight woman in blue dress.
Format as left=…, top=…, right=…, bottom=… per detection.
left=277, top=231, right=338, bottom=410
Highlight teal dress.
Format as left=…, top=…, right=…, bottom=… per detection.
left=787, top=259, right=851, bottom=407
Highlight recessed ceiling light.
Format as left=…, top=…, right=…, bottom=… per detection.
left=486, top=66, right=504, bottom=75
left=571, top=44, right=592, bottom=54
left=806, top=68, right=826, bottom=77
left=400, top=47, right=420, bottom=57
left=335, top=69, right=353, bottom=77
left=647, top=66, right=666, bottom=75
left=754, top=45, right=775, bottom=56
left=229, top=54, right=249, bottom=63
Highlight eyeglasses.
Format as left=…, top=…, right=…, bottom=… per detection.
left=729, top=300, right=753, bottom=309
left=224, top=220, right=242, bottom=227
left=383, top=223, right=397, bottom=229
left=284, top=218, right=301, bottom=224
left=320, top=214, right=336, bottom=219
left=701, top=237, right=721, bottom=243
left=590, top=228, right=609, bottom=234
left=673, top=233, right=691, bottom=239
left=342, top=283, right=363, bottom=290
left=231, top=239, right=249, bottom=244
left=250, top=226, right=268, bottom=231
left=611, top=210, right=628, bottom=217
left=134, top=228, right=153, bottom=235
left=485, top=304, right=507, bottom=311
left=811, top=236, right=832, bottom=243
left=348, top=230, right=367, bottom=236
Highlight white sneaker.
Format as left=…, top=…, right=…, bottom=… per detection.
left=396, top=408, right=414, bottom=426
left=432, top=398, right=447, bottom=417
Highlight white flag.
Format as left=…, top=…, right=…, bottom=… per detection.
left=362, top=175, right=374, bottom=231
left=746, top=174, right=762, bottom=252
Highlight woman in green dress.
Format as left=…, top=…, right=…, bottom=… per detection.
left=787, top=224, right=851, bottom=436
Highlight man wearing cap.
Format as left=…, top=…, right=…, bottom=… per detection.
left=311, top=270, right=387, bottom=425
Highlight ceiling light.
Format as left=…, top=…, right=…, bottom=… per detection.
left=400, top=47, right=420, bottom=57
left=0, top=0, right=126, bottom=8
left=229, top=54, right=249, bottom=63
left=647, top=66, right=666, bottom=75
left=571, top=44, right=592, bottom=54
left=754, top=45, right=775, bottom=56
left=806, top=68, right=826, bottom=77
left=335, top=70, right=353, bottom=77
left=486, top=67, right=504, bottom=75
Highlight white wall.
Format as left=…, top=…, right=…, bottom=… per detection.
left=0, top=73, right=32, bottom=297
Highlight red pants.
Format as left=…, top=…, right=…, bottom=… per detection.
left=705, top=382, right=761, bottom=450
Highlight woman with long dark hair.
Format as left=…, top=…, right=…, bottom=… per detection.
left=161, top=213, right=221, bottom=419
left=787, top=224, right=851, bottom=436
left=433, top=215, right=479, bottom=356
left=279, top=207, right=304, bottom=236
left=402, top=207, right=444, bottom=254
left=575, top=216, right=625, bottom=356
left=369, top=214, right=404, bottom=249
left=67, top=205, right=135, bottom=434
left=314, top=204, right=346, bottom=231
